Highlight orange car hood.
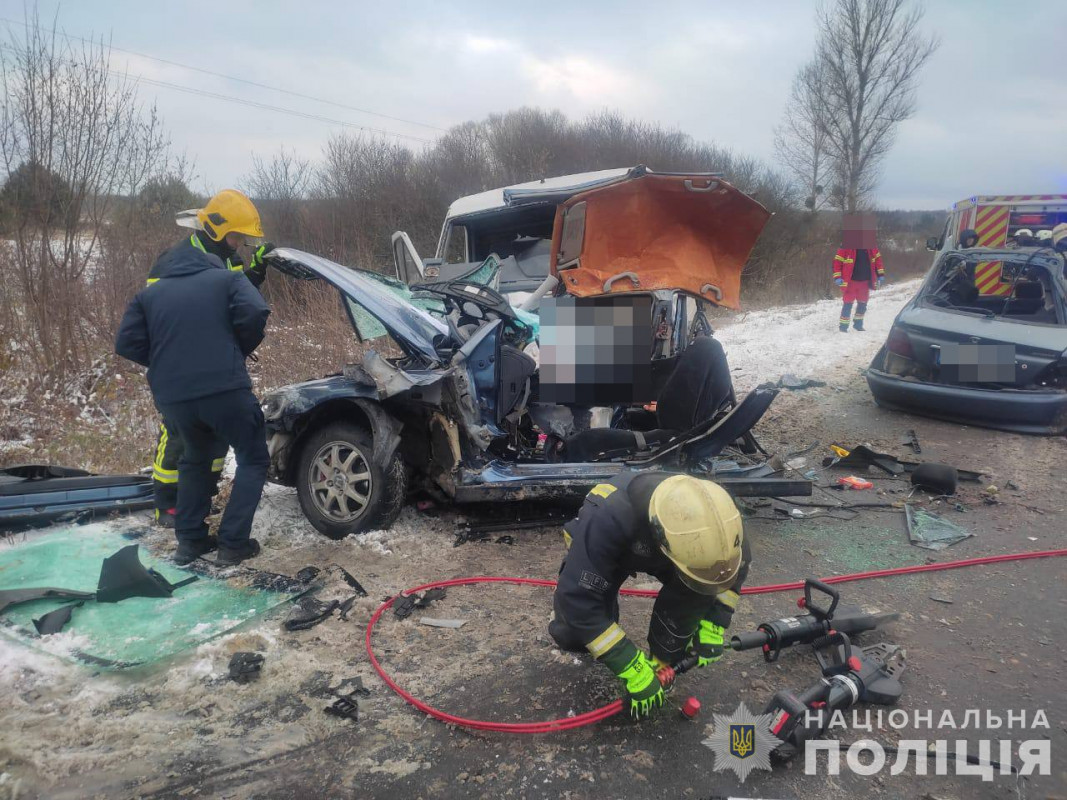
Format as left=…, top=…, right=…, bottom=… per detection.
left=549, top=173, right=770, bottom=310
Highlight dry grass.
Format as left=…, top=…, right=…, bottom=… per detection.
left=0, top=354, right=156, bottom=474
left=742, top=244, right=930, bottom=309
left=0, top=275, right=377, bottom=476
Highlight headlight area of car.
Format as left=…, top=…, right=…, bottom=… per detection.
left=261, top=394, right=285, bottom=421
left=880, top=326, right=931, bottom=380
left=1038, top=359, right=1067, bottom=389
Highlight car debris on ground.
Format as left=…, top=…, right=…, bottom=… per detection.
left=418, top=618, right=468, bottom=629
left=393, top=588, right=447, bottom=619
left=0, top=464, right=154, bottom=530
left=228, top=652, right=265, bottom=684
left=758, top=373, right=827, bottom=391
left=904, top=505, right=973, bottom=550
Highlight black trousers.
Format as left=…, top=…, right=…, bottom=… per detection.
left=151, top=420, right=225, bottom=513
left=156, top=388, right=269, bottom=548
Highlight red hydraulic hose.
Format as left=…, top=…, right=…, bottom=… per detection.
left=365, top=549, right=1067, bottom=733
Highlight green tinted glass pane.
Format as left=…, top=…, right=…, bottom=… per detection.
left=345, top=296, right=389, bottom=340
left=0, top=524, right=295, bottom=668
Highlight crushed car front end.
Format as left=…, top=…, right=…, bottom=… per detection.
left=259, top=170, right=811, bottom=537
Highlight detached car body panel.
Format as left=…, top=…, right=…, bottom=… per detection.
left=867, top=247, right=1067, bottom=434
left=0, top=465, right=154, bottom=529
left=425, top=166, right=769, bottom=310
left=549, top=171, right=770, bottom=310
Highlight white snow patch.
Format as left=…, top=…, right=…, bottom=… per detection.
left=715, top=279, right=923, bottom=391
left=353, top=528, right=397, bottom=555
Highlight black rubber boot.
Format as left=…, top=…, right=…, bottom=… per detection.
left=174, top=535, right=218, bottom=566
left=216, top=538, right=261, bottom=567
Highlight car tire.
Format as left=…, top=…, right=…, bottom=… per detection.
left=295, top=422, right=408, bottom=539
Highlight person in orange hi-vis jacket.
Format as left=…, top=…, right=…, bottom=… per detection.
left=833, top=213, right=886, bottom=332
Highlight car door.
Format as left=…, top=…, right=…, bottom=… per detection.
left=392, top=231, right=424, bottom=284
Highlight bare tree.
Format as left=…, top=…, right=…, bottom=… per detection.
left=244, top=148, right=312, bottom=247
left=482, top=108, right=573, bottom=184
left=774, top=61, right=834, bottom=212
left=314, top=134, right=416, bottom=266
left=0, top=11, right=170, bottom=373
left=806, top=0, right=938, bottom=212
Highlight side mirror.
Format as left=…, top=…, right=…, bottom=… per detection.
left=926, top=236, right=939, bottom=252
left=422, top=258, right=443, bottom=279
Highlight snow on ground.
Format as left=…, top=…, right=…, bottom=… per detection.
left=714, top=279, right=923, bottom=392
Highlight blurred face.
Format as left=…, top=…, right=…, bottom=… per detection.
left=842, top=213, right=878, bottom=249
left=224, top=232, right=248, bottom=250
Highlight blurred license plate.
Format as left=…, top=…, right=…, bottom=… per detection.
left=938, top=343, right=1016, bottom=383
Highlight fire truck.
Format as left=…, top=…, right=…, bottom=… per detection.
left=929, top=194, right=1067, bottom=296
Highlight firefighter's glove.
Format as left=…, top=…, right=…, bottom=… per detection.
left=243, top=242, right=275, bottom=288
left=250, top=242, right=275, bottom=272
left=617, top=651, right=665, bottom=720
left=833, top=277, right=845, bottom=287
left=692, top=620, right=725, bottom=667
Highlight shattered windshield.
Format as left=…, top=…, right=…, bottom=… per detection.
left=922, top=252, right=1064, bottom=325
left=336, top=270, right=447, bottom=342
left=346, top=262, right=540, bottom=343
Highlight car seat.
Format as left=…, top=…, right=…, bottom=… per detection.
left=1002, top=281, right=1044, bottom=315
left=497, top=345, right=537, bottom=422
left=559, top=336, right=734, bottom=462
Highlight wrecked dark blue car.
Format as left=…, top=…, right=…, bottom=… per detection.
left=262, top=170, right=811, bottom=538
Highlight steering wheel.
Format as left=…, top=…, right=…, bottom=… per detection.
left=413, top=280, right=517, bottom=323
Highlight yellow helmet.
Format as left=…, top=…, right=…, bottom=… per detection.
left=187, top=189, right=263, bottom=242
left=648, top=475, right=743, bottom=595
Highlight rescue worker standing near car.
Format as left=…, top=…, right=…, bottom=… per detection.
left=116, top=191, right=272, bottom=566
left=549, top=472, right=750, bottom=719
left=832, top=213, right=886, bottom=332
left=147, top=190, right=274, bottom=528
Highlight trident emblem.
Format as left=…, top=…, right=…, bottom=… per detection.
left=729, top=724, right=755, bottom=759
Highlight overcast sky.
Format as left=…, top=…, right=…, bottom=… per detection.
left=8, top=0, right=1067, bottom=210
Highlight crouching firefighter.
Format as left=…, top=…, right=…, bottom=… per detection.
left=147, top=189, right=275, bottom=527
left=549, top=472, right=749, bottom=719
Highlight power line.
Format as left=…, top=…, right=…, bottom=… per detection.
left=131, top=74, right=433, bottom=143
left=0, top=15, right=446, bottom=134
left=0, top=41, right=434, bottom=144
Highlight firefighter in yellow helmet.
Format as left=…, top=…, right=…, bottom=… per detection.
left=549, top=472, right=749, bottom=719
left=147, top=189, right=274, bottom=529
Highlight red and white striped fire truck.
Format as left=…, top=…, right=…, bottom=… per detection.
left=930, top=194, right=1067, bottom=296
